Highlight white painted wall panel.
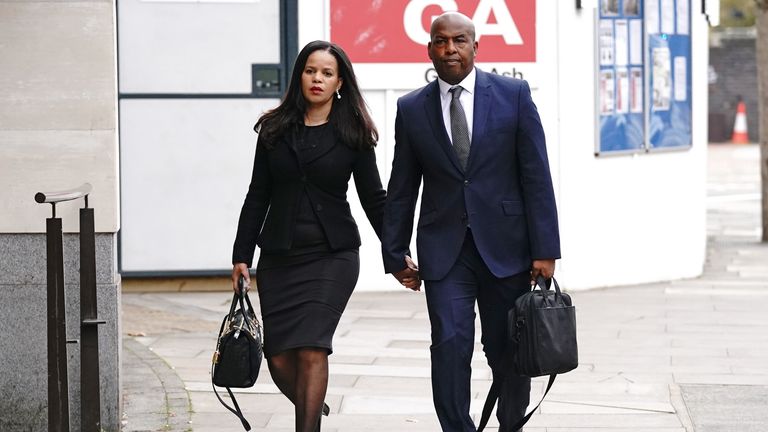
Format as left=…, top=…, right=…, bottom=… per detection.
left=118, top=0, right=280, bottom=94
left=554, top=3, right=707, bottom=289
left=119, top=98, right=277, bottom=271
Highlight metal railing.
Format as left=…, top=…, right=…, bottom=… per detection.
left=35, top=183, right=106, bottom=432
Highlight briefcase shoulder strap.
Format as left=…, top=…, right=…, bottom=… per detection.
left=477, top=374, right=556, bottom=432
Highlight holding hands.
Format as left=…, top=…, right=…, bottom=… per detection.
left=393, top=255, right=421, bottom=291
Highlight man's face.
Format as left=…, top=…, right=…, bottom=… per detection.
left=428, top=16, right=478, bottom=85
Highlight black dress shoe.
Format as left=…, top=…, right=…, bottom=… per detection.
left=313, top=403, right=329, bottom=432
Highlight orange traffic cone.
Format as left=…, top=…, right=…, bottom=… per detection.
left=731, top=100, right=749, bottom=144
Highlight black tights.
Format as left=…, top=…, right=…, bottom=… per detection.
left=267, top=347, right=328, bottom=432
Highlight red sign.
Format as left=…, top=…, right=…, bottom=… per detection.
left=329, top=0, right=536, bottom=63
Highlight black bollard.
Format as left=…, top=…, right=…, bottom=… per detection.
left=46, top=211, right=70, bottom=432
left=80, top=201, right=106, bottom=431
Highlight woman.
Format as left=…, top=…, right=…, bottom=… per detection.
left=231, top=41, right=419, bottom=432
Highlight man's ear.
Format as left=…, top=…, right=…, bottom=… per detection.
left=427, top=42, right=433, bottom=60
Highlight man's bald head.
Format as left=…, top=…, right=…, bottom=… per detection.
left=430, top=12, right=476, bottom=41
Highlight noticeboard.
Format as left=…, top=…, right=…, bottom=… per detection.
left=596, top=0, right=691, bottom=155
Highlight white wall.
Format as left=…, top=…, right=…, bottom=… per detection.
left=118, top=0, right=280, bottom=94
left=554, top=3, right=707, bottom=289
left=117, top=0, right=282, bottom=272
left=298, top=0, right=707, bottom=290
left=119, top=99, right=276, bottom=272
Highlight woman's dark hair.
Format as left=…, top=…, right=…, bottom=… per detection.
left=255, top=40, right=378, bottom=150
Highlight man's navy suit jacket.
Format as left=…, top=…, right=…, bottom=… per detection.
left=382, top=69, right=561, bottom=281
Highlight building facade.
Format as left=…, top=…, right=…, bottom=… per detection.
left=118, top=0, right=710, bottom=290
left=0, top=1, right=710, bottom=427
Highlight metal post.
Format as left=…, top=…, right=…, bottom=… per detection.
left=36, top=183, right=92, bottom=432
left=80, top=206, right=105, bottom=431
left=46, top=216, right=70, bottom=432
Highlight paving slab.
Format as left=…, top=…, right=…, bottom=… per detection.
left=679, top=384, right=768, bottom=432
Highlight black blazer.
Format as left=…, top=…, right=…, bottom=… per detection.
left=232, top=125, right=385, bottom=267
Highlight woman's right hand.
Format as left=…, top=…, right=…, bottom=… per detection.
left=232, top=263, right=251, bottom=293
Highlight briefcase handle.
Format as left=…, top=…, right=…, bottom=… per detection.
left=536, top=275, right=564, bottom=306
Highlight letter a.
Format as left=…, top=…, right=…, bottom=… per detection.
left=473, top=0, right=523, bottom=45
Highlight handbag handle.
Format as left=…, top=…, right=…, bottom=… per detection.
left=239, top=276, right=257, bottom=317
left=225, top=275, right=247, bottom=319
left=224, top=276, right=257, bottom=332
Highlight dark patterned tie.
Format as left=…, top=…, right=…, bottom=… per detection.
left=449, top=86, right=470, bottom=170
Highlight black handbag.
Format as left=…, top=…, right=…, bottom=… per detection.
left=211, top=276, right=263, bottom=431
left=478, top=276, right=578, bottom=431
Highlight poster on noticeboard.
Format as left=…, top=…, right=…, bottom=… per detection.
left=597, top=0, right=691, bottom=154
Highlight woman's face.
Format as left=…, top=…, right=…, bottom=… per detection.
left=301, top=50, right=343, bottom=109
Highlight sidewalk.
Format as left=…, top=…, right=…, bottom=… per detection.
left=121, top=144, right=768, bottom=431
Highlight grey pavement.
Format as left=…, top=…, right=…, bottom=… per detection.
left=121, top=144, right=768, bottom=431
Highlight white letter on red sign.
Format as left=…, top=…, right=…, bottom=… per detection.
left=403, top=0, right=458, bottom=45
left=473, top=0, right=523, bottom=44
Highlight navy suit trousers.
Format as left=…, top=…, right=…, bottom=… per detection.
left=425, top=230, right=531, bottom=432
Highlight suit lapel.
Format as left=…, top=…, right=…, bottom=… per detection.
left=423, top=80, right=463, bottom=173
left=280, top=129, right=308, bottom=178
left=283, top=129, right=299, bottom=160
left=469, top=70, right=491, bottom=171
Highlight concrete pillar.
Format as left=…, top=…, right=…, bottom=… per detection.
left=0, top=1, right=121, bottom=430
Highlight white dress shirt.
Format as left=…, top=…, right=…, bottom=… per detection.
left=437, top=67, right=476, bottom=145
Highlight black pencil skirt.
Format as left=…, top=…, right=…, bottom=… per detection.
left=255, top=249, right=359, bottom=358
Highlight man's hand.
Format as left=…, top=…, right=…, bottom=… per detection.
left=530, top=259, right=556, bottom=284
left=393, top=256, right=421, bottom=291
left=232, top=263, right=250, bottom=293
left=393, top=267, right=421, bottom=291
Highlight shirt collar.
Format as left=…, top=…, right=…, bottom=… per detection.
left=438, top=67, right=477, bottom=98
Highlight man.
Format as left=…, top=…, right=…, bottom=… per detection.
left=381, top=12, right=560, bottom=432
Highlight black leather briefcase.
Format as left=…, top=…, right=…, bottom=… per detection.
left=508, top=275, right=578, bottom=377
left=478, top=276, right=578, bottom=432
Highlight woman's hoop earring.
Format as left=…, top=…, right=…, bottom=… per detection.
left=335, top=89, right=341, bottom=100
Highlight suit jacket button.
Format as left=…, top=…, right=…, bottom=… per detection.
left=464, top=180, right=469, bottom=186
left=316, top=204, right=323, bottom=211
